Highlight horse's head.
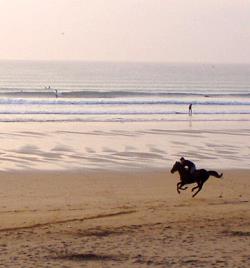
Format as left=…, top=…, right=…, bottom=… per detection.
left=170, top=161, right=181, bottom=174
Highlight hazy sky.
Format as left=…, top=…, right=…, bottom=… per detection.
left=0, top=0, right=249, bottom=63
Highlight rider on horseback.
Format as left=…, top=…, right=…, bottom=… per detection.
left=180, top=157, right=196, bottom=178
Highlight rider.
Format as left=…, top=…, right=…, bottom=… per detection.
left=180, top=157, right=196, bottom=177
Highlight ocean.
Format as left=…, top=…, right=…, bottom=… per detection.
left=0, top=60, right=249, bottom=123
left=0, top=60, right=249, bottom=171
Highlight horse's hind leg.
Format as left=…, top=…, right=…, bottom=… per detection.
left=191, top=185, right=199, bottom=192
left=192, top=183, right=203, bottom=198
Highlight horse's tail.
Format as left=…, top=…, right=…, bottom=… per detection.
left=208, top=170, right=223, bottom=178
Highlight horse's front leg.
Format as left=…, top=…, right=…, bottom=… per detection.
left=177, top=182, right=181, bottom=194
left=180, top=185, right=188, bottom=190
left=177, top=182, right=188, bottom=194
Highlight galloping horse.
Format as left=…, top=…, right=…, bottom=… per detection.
left=171, top=161, right=223, bottom=197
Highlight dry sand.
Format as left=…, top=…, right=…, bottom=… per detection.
left=0, top=169, right=249, bottom=267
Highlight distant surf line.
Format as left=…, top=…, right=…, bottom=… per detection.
left=0, top=111, right=249, bottom=115
left=0, top=89, right=250, bottom=98
left=0, top=99, right=249, bottom=106
left=0, top=118, right=249, bottom=123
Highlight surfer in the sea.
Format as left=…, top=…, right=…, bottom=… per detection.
left=189, top=103, right=192, bottom=116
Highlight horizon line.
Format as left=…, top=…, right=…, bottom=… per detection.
left=0, top=59, right=250, bottom=65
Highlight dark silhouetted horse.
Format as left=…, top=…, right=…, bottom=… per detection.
left=171, top=161, right=223, bottom=197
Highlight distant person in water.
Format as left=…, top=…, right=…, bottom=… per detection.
left=189, top=103, right=192, bottom=116
left=54, top=89, right=58, bottom=98
left=180, top=157, right=196, bottom=176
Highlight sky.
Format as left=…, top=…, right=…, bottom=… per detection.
left=0, top=0, right=249, bottom=63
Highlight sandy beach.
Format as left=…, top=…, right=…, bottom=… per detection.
left=1, top=2, right=250, bottom=267
left=0, top=169, right=249, bottom=267
left=0, top=121, right=249, bottom=267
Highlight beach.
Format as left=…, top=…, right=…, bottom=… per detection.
left=0, top=61, right=249, bottom=267
left=1, top=0, right=250, bottom=264
left=0, top=169, right=249, bottom=267
left=0, top=120, right=249, bottom=267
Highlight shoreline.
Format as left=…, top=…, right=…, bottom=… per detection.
left=0, top=120, right=249, bottom=171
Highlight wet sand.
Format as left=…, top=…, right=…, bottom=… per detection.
left=0, top=121, right=250, bottom=171
left=0, top=169, right=249, bottom=267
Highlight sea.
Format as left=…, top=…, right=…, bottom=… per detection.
left=0, top=60, right=249, bottom=123
left=0, top=60, right=249, bottom=171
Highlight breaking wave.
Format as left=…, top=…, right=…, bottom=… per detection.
left=0, top=98, right=249, bottom=106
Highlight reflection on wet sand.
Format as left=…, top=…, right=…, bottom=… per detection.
left=0, top=121, right=249, bottom=171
